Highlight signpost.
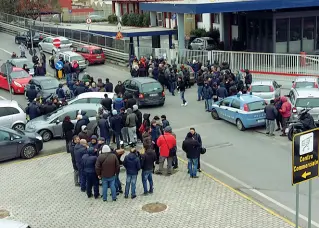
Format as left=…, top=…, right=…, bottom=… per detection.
left=55, top=61, right=63, bottom=70
left=52, top=38, right=61, bottom=48
left=292, top=128, right=319, bottom=228
left=1, top=62, right=13, bottom=100
left=115, top=22, right=123, bottom=40
left=86, top=17, right=92, bottom=44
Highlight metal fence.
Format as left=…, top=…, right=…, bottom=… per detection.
left=0, top=12, right=129, bottom=53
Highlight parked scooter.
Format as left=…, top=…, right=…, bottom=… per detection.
left=286, top=108, right=317, bottom=141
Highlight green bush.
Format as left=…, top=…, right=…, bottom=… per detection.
left=121, top=13, right=149, bottom=27
left=108, top=14, right=118, bottom=24
left=190, top=28, right=208, bottom=37
left=128, top=13, right=139, bottom=26
left=121, top=13, right=129, bottom=26
left=142, top=13, right=150, bottom=27
left=208, top=27, right=220, bottom=41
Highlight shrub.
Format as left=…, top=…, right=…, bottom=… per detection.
left=190, top=28, right=208, bottom=37
left=121, top=13, right=129, bottom=26
left=142, top=13, right=150, bottom=27
left=108, top=14, right=118, bottom=24
left=208, top=27, right=220, bottom=41
left=121, top=13, right=149, bottom=27
left=127, top=13, right=139, bottom=26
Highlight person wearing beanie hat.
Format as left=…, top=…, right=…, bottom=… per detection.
left=161, top=115, right=170, bottom=129
left=110, top=109, right=122, bottom=149
left=96, top=145, right=120, bottom=202
left=69, top=135, right=80, bottom=186
left=96, top=137, right=106, bottom=155
left=182, top=132, right=201, bottom=178
left=88, top=135, right=99, bottom=153
left=133, top=105, right=143, bottom=141
left=126, top=108, right=138, bottom=145
left=78, top=125, right=91, bottom=142
left=74, top=138, right=89, bottom=191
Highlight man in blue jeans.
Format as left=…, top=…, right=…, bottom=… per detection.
left=202, top=81, right=213, bottom=112
left=141, top=148, right=157, bottom=194
left=197, top=74, right=204, bottom=101
left=182, top=132, right=201, bottom=178
left=74, top=139, right=89, bottom=192
left=177, top=77, right=188, bottom=106
left=95, top=145, right=120, bottom=202
left=123, top=148, right=141, bottom=199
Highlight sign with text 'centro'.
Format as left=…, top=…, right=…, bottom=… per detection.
left=292, top=129, right=319, bottom=185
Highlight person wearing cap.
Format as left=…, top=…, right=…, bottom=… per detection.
left=82, top=147, right=100, bottom=198
left=95, top=145, right=120, bottom=202
left=126, top=108, right=138, bottom=146
left=156, top=126, right=176, bottom=175
left=182, top=132, right=201, bottom=178
left=88, top=135, right=99, bottom=153
left=78, top=125, right=91, bottom=142
left=110, top=110, right=122, bottom=149
left=74, top=139, right=90, bottom=192
left=69, top=135, right=80, bottom=186
left=123, top=148, right=141, bottom=199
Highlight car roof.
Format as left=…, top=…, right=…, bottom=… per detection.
left=76, top=92, right=114, bottom=99
left=295, top=77, right=317, bottom=82
left=12, top=67, right=24, bottom=72
left=62, top=103, right=101, bottom=111
left=0, top=99, right=19, bottom=107
left=0, top=219, right=28, bottom=228
left=60, top=51, right=80, bottom=56
left=82, top=45, right=101, bottom=50
left=131, top=77, right=159, bottom=84
left=293, top=88, right=319, bottom=97
left=32, top=76, right=58, bottom=82
left=10, top=58, right=31, bottom=62
left=229, top=94, right=264, bottom=103
left=251, top=80, right=273, bottom=86
left=200, top=37, right=213, bottom=40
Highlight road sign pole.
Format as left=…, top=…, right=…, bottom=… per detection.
left=88, top=24, right=90, bottom=44
left=295, top=185, right=299, bottom=228
left=30, top=23, right=34, bottom=55
left=308, top=180, right=312, bottom=228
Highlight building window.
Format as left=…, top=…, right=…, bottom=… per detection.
left=276, top=19, right=288, bottom=53
left=122, top=4, right=127, bottom=15
left=290, top=17, right=301, bottom=53
left=303, top=17, right=315, bottom=52
left=195, top=14, right=203, bottom=22
left=231, top=13, right=238, bottom=25
left=214, top=13, right=220, bottom=24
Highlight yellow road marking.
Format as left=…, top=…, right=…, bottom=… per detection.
left=177, top=157, right=297, bottom=227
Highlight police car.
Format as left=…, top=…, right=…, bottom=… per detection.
left=211, top=93, right=267, bottom=131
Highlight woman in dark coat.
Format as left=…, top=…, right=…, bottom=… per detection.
left=62, top=116, right=74, bottom=153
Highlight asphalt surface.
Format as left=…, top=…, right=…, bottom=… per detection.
left=0, top=32, right=318, bottom=227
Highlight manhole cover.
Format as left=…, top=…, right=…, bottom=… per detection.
left=142, top=202, right=167, bottom=213
left=0, top=209, right=10, bottom=218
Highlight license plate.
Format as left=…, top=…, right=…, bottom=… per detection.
left=96, top=56, right=101, bottom=58
left=285, top=128, right=289, bottom=134
left=150, top=94, right=158, bottom=97
left=257, top=119, right=265, bottom=123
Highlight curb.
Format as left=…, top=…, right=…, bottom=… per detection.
left=39, top=144, right=66, bottom=157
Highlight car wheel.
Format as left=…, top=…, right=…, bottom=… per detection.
left=39, top=130, right=53, bottom=142
left=10, top=87, right=15, bottom=94
left=52, top=50, right=56, bottom=55
left=236, top=119, right=245, bottom=131
left=21, top=144, right=36, bottom=159
left=12, top=123, right=25, bottom=131
left=211, top=109, right=220, bottom=120
left=101, top=61, right=105, bottom=64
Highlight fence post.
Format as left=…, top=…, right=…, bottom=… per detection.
left=230, top=52, right=234, bottom=70
left=250, top=52, right=254, bottom=71
left=64, top=28, right=65, bottom=37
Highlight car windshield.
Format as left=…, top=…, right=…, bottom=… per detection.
left=141, top=82, right=162, bottom=93
left=61, top=39, right=71, bottom=44
left=12, top=60, right=33, bottom=68
left=14, top=128, right=25, bottom=135
left=92, top=49, right=103, bottom=54
left=295, top=82, right=315, bottom=88
left=296, top=98, right=319, bottom=108
left=247, top=101, right=267, bottom=111
left=70, top=56, right=84, bottom=62
left=10, top=70, right=30, bottom=79
left=40, top=79, right=59, bottom=89
left=251, top=85, right=271, bottom=92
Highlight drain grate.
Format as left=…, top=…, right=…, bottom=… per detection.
left=0, top=209, right=10, bottom=218
left=142, top=202, right=167, bottom=213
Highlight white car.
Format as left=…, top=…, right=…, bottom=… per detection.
left=248, top=80, right=281, bottom=103
left=38, top=36, right=72, bottom=55
left=55, top=51, right=87, bottom=70
left=0, top=219, right=30, bottom=228
left=68, top=92, right=115, bottom=105
left=292, top=76, right=319, bottom=89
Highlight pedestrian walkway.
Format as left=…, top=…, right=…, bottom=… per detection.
left=0, top=153, right=293, bottom=228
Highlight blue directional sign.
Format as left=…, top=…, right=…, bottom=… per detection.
left=55, top=61, right=63, bottom=70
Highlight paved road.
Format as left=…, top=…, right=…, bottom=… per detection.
left=0, top=32, right=317, bottom=227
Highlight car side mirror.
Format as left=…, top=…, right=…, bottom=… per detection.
left=56, top=119, right=60, bottom=124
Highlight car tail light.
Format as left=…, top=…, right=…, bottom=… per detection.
left=292, top=107, right=297, bottom=113
left=162, top=91, right=165, bottom=96
left=139, top=93, right=144, bottom=99
left=39, top=36, right=43, bottom=39
left=243, top=104, right=249, bottom=111
left=269, top=86, right=274, bottom=92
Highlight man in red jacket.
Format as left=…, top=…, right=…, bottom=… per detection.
left=155, top=126, right=177, bottom=175
left=279, top=96, right=291, bottom=136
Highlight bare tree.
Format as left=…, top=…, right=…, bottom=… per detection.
left=0, top=0, right=19, bottom=14
left=16, top=0, right=61, bottom=20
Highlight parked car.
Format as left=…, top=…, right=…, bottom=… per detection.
left=292, top=76, right=319, bottom=89
left=211, top=94, right=267, bottom=131
left=14, top=31, right=43, bottom=46
left=0, top=126, right=43, bottom=162
left=56, top=51, right=87, bottom=70
left=177, top=64, right=195, bottom=85
left=0, top=99, right=26, bottom=131
left=0, top=66, right=32, bottom=94
left=286, top=88, right=319, bottom=122
left=123, top=77, right=165, bottom=107
left=24, top=76, right=60, bottom=99
left=189, top=37, right=216, bottom=50
left=68, top=92, right=115, bottom=105
left=7, top=58, right=35, bottom=76
left=25, top=103, right=100, bottom=142
left=248, top=80, right=281, bottom=103
left=38, top=36, right=72, bottom=55
left=74, top=45, right=105, bottom=65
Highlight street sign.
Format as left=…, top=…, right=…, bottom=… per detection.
left=86, top=18, right=92, bottom=24
left=55, top=60, right=63, bottom=70
left=117, top=22, right=122, bottom=32
left=292, top=128, right=319, bottom=185
left=52, top=38, right=61, bottom=48
left=69, top=9, right=72, bottom=13
left=115, top=31, right=123, bottom=40
left=172, top=13, right=176, bottom=20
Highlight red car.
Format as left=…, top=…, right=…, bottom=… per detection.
left=0, top=67, right=32, bottom=94
left=74, top=45, right=105, bottom=65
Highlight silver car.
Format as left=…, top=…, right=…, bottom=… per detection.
left=189, top=37, right=215, bottom=50
left=25, top=103, right=100, bottom=142
left=292, top=76, right=319, bottom=89
left=56, top=51, right=87, bottom=70
left=68, top=92, right=115, bottom=105
left=0, top=219, right=30, bottom=228
left=249, top=80, right=281, bottom=103
left=287, top=88, right=319, bottom=121
left=0, top=100, right=26, bottom=130
left=38, top=36, right=72, bottom=55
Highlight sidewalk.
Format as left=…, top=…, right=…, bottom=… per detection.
left=0, top=153, right=293, bottom=228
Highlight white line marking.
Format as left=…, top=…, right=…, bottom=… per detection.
left=0, top=47, right=12, bottom=55
left=200, top=160, right=319, bottom=227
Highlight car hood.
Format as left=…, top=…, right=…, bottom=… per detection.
left=13, top=76, right=32, bottom=86
left=23, top=130, right=41, bottom=139
left=26, top=115, right=47, bottom=126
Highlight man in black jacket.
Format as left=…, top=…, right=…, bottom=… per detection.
left=182, top=132, right=201, bottom=178
left=104, top=78, right=113, bottom=92
left=101, top=93, right=112, bottom=112
left=264, top=99, right=278, bottom=136
left=114, top=81, right=125, bottom=95
left=196, top=74, right=204, bottom=101
left=141, top=148, right=157, bottom=194
left=177, top=77, right=188, bottom=106
left=26, top=85, right=38, bottom=102
left=244, top=69, right=252, bottom=89
left=69, top=135, right=80, bottom=186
